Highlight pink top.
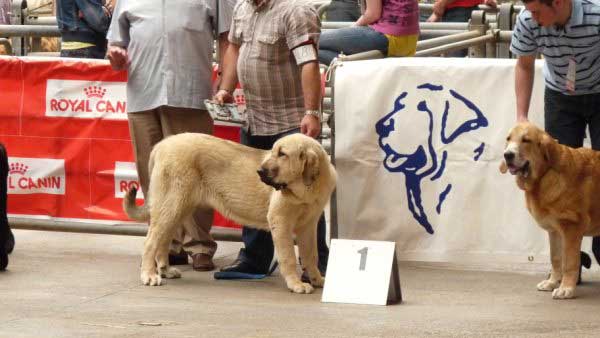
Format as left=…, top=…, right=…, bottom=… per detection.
left=370, top=0, right=420, bottom=36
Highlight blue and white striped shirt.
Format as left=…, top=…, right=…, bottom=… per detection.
left=511, top=0, right=600, bottom=95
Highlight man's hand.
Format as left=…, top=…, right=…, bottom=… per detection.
left=107, top=46, right=129, bottom=70
left=301, top=115, right=321, bottom=138
left=104, top=0, right=116, bottom=13
left=485, top=0, right=498, bottom=8
left=212, top=89, right=234, bottom=104
left=432, top=0, right=447, bottom=17
left=427, top=13, right=441, bottom=22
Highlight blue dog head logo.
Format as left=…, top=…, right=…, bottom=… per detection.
left=376, top=83, right=488, bottom=234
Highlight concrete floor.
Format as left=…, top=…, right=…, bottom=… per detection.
left=2, top=230, right=600, bottom=338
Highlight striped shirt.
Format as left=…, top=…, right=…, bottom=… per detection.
left=229, top=0, right=320, bottom=136
left=511, top=0, right=600, bottom=95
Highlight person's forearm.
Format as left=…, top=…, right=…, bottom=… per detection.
left=433, top=0, right=458, bottom=16
left=218, top=33, right=229, bottom=69
left=219, top=43, right=239, bottom=92
left=355, top=0, right=382, bottom=25
left=515, top=57, right=535, bottom=121
left=301, top=61, right=321, bottom=111
left=217, top=32, right=229, bottom=77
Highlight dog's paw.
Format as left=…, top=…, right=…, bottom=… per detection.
left=160, top=266, right=181, bottom=279
left=552, top=286, right=576, bottom=299
left=537, top=279, right=559, bottom=291
left=141, top=271, right=162, bottom=286
left=288, top=281, right=315, bottom=294
left=310, top=275, right=324, bottom=288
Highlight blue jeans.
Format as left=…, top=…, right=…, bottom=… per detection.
left=441, top=6, right=478, bottom=57
left=318, top=25, right=388, bottom=65
left=237, top=128, right=330, bottom=273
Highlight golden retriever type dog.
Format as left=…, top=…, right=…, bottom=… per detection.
left=500, top=122, right=600, bottom=299
left=123, top=133, right=337, bottom=294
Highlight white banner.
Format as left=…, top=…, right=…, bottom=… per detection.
left=333, top=57, right=593, bottom=269
left=45, top=79, right=127, bottom=120
left=113, top=161, right=144, bottom=199
left=7, top=157, right=66, bottom=195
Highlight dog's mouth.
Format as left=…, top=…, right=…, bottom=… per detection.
left=257, top=170, right=287, bottom=191
left=507, top=160, right=530, bottom=177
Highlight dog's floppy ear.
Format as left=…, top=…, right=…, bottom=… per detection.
left=302, top=148, right=320, bottom=186
left=540, top=133, right=559, bottom=167
left=499, top=160, right=508, bottom=174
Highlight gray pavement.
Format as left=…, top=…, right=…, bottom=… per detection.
left=2, top=229, right=600, bottom=338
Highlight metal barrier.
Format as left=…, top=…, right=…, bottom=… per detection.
left=9, top=216, right=243, bottom=241
left=0, top=24, right=58, bottom=36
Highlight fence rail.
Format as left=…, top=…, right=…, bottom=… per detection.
left=9, top=216, right=242, bottom=241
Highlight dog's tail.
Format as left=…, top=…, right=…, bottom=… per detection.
left=123, top=187, right=150, bottom=222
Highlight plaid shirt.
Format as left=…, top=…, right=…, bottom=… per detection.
left=229, top=0, right=320, bottom=136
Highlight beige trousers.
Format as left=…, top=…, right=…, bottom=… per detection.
left=127, top=106, right=217, bottom=257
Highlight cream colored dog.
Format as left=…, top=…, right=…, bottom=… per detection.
left=123, top=133, right=337, bottom=294
left=500, top=122, right=600, bottom=299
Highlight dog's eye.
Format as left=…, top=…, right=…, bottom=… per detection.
left=522, top=137, right=531, bottom=143
left=278, top=150, right=287, bottom=157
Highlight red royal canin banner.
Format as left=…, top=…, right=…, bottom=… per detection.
left=0, top=56, right=241, bottom=228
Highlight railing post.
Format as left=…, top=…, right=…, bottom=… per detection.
left=10, top=0, right=25, bottom=55
left=497, top=3, right=514, bottom=58
left=468, top=10, right=487, bottom=58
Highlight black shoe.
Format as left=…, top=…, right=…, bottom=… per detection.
left=592, top=237, right=600, bottom=266
left=168, top=251, right=189, bottom=266
left=578, top=251, right=592, bottom=285
left=220, top=259, right=267, bottom=275
left=6, top=229, right=14, bottom=254
left=0, top=251, right=7, bottom=271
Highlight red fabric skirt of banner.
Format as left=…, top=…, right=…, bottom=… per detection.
left=0, top=56, right=240, bottom=228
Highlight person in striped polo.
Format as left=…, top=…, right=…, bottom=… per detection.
left=511, top=0, right=600, bottom=282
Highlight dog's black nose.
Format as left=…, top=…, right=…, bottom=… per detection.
left=257, top=168, right=267, bottom=180
left=504, top=152, right=515, bottom=162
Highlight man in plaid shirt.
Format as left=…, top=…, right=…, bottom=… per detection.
left=214, top=0, right=329, bottom=282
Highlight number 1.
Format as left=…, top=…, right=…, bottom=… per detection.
left=358, top=247, right=368, bottom=271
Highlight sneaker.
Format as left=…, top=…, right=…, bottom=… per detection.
left=219, top=259, right=267, bottom=274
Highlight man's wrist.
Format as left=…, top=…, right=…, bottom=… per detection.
left=305, top=109, right=322, bottom=121
left=218, top=87, right=234, bottom=94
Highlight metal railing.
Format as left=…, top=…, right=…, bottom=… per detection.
left=9, top=216, right=243, bottom=241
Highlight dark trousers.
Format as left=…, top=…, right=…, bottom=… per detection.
left=544, top=87, right=600, bottom=264
left=0, top=143, right=11, bottom=270
left=238, top=128, right=329, bottom=273
left=326, top=0, right=361, bottom=22
left=441, top=6, right=479, bottom=57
